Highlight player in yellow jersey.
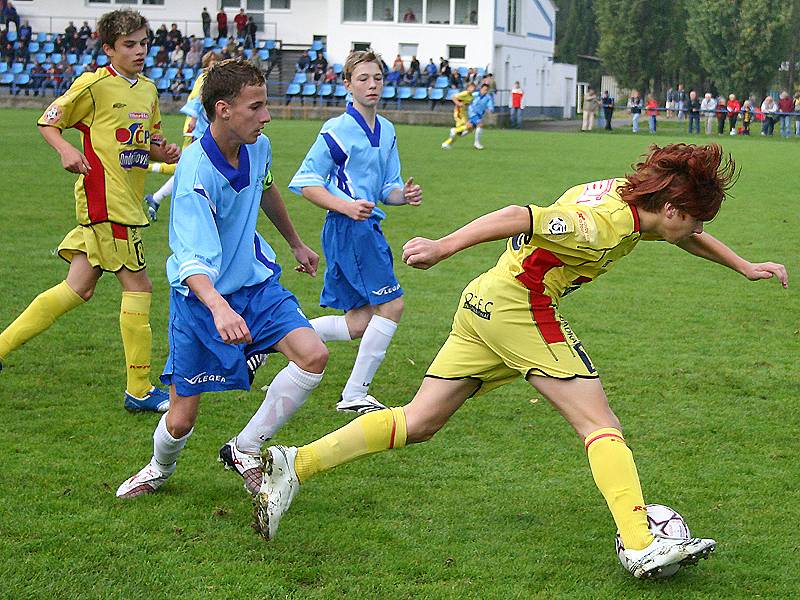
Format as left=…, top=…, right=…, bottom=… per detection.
left=0, top=10, right=180, bottom=412
left=253, top=144, right=788, bottom=578
left=441, top=82, right=475, bottom=149
left=144, top=50, right=220, bottom=221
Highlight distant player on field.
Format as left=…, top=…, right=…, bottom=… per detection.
left=288, top=50, right=422, bottom=415
left=440, top=81, right=475, bottom=149
left=441, top=82, right=494, bottom=150
left=255, top=144, right=788, bottom=578
left=116, top=58, right=327, bottom=500
left=144, top=50, right=220, bottom=221
left=0, top=9, right=180, bottom=412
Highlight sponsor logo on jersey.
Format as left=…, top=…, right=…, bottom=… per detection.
left=119, top=149, right=150, bottom=169
left=43, top=103, right=62, bottom=125
left=463, top=292, right=493, bottom=320
left=183, top=372, right=227, bottom=385
left=371, top=283, right=401, bottom=296
left=547, top=217, right=568, bottom=235
left=128, top=111, right=150, bottom=120
left=115, top=122, right=151, bottom=146
left=113, top=102, right=127, bottom=109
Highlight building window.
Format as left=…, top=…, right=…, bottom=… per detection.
left=343, top=0, right=368, bottom=22
left=400, top=2, right=422, bottom=23
left=507, top=0, right=520, bottom=34
left=270, top=0, right=291, bottom=8
left=221, top=0, right=240, bottom=8
left=447, top=45, right=465, bottom=60
left=141, top=0, right=164, bottom=4
left=373, top=0, right=394, bottom=21
left=352, top=41, right=371, bottom=52
left=426, top=0, right=450, bottom=24
left=455, top=0, right=477, bottom=24
left=398, top=43, right=418, bottom=56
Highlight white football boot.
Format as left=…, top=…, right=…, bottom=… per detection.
left=335, top=394, right=387, bottom=414
left=624, top=535, right=716, bottom=579
left=116, top=460, right=174, bottom=499
left=219, top=437, right=263, bottom=496
left=254, top=445, right=300, bottom=540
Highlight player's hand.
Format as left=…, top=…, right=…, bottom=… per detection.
left=402, top=237, right=445, bottom=270
left=211, top=302, right=252, bottom=344
left=292, top=243, right=319, bottom=277
left=59, top=146, right=91, bottom=174
left=345, top=199, right=375, bottom=221
left=742, top=261, right=789, bottom=288
left=403, top=177, right=422, bottom=206
left=162, top=143, right=181, bottom=164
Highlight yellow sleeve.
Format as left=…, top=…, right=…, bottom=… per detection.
left=37, top=72, right=97, bottom=130
left=530, top=203, right=632, bottom=251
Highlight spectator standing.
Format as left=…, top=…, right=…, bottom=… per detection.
left=627, top=90, right=642, bottom=133
left=65, top=21, right=77, bottom=41
left=3, top=1, right=18, bottom=32
left=761, top=95, right=777, bottom=136
left=726, top=94, right=741, bottom=136
left=740, top=100, right=752, bottom=136
left=581, top=86, right=598, bottom=131
left=700, top=92, right=716, bottom=135
left=201, top=7, right=211, bottom=39
left=154, top=24, right=168, bottom=47
left=676, top=84, right=687, bottom=120
left=78, top=22, right=92, bottom=53
left=794, top=93, right=800, bottom=137
left=665, top=86, right=675, bottom=118
left=687, top=90, right=701, bottom=134
left=392, top=54, right=404, bottom=73
left=715, top=94, right=727, bottom=135
left=18, top=20, right=31, bottom=51
left=601, top=90, right=614, bottom=130
left=166, top=23, right=182, bottom=51
left=777, top=91, right=793, bottom=138
left=510, top=81, right=525, bottom=129
left=216, top=9, right=228, bottom=40
left=246, top=17, right=257, bottom=49
left=234, top=9, right=248, bottom=38
left=645, top=93, right=658, bottom=133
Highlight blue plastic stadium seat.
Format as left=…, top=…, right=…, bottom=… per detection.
left=182, top=68, right=194, bottom=81
left=318, top=83, right=333, bottom=101
left=14, top=73, right=30, bottom=93
left=0, top=63, right=7, bottom=74
left=97, top=55, right=109, bottom=66
left=66, top=53, right=78, bottom=65
left=148, top=45, right=160, bottom=57
left=412, top=87, right=428, bottom=100
left=333, top=63, right=343, bottom=74
left=434, top=75, right=449, bottom=89
left=381, top=86, right=396, bottom=100
left=292, top=72, right=306, bottom=84
left=285, top=82, right=301, bottom=104
left=35, top=32, right=47, bottom=43
left=81, top=54, right=92, bottom=65
left=395, top=86, right=412, bottom=108
left=28, top=42, right=39, bottom=53
left=43, top=42, right=54, bottom=54
left=35, top=52, right=47, bottom=64
left=243, top=48, right=253, bottom=58
left=147, top=67, right=163, bottom=80
left=258, top=49, right=269, bottom=61
left=50, top=53, right=62, bottom=64
left=311, top=40, right=323, bottom=51
left=0, top=73, right=14, bottom=88
left=264, top=40, right=276, bottom=50
left=145, top=56, right=154, bottom=68
left=475, top=67, right=485, bottom=77
left=166, top=67, right=179, bottom=80
left=73, top=65, right=86, bottom=76
left=25, top=63, right=34, bottom=73
left=333, top=84, right=347, bottom=98
left=457, top=66, right=468, bottom=77
left=308, top=50, right=317, bottom=61
left=11, top=63, right=23, bottom=74
left=301, top=83, right=316, bottom=97
left=218, top=37, right=228, bottom=47
left=446, top=88, right=459, bottom=100
left=430, top=88, right=445, bottom=101
left=156, top=77, right=170, bottom=93
left=203, top=37, right=215, bottom=48
left=6, top=31, right=17, bottom=42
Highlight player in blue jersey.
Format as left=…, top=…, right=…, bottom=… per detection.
left=288, top=50, right=422, bottom=415
left=468, top=83, right=495, bottom=149
left=117, top=58, right=328, bottom=500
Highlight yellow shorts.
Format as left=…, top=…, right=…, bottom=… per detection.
left=427, top=272, right=598, bottom=396
left=454, top=109, right=469, bottom=131
left=58, top=223, right=147, bottom=273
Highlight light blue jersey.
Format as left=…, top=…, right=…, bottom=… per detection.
left=469, top=92, right=495, bottom=120
left=166, top=128, right=279, bottom=296
left=180, top=96, right=210, bottom=141
left=288, top=103, right=404, bottom=221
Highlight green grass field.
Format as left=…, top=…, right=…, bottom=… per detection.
left=0, top=108, right=797, bottom=599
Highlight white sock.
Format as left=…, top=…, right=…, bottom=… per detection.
left=310, top=315, right=351, bottom=342
left=152, top=413, right=192, bottom=474
left=150, top=162, right=164, bottom=174
left=475, top=127, right=483, bottom=144
left=236, top=362, right=324, bottom=453
left=341, top=314, right=397, bottom=401
left=153, top=176, right=174, bottom=203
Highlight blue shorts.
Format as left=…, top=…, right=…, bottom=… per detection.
left=469, top=114, right=484, bottom=126
left=320, top=212, right=403, bottom=311
left=161, top=277, right=312, bottom=396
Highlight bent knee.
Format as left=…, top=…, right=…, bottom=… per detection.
left=296, top=343, right=329, bottom=373
left=376, top=298, right=404, bottom=322
left=70, top=284, right=95, bottom=302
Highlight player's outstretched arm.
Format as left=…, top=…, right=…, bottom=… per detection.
left=185, top=274, right=252, bottom=344
left=403, top=204, right=530, bottom=270
left=677, top=232, right=788, bottom=288
left=39, top=125, right=91, bottom=174
left=260, top=183, right=319, bottom=277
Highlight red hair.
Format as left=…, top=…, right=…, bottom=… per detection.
left=619, top=144, right=737, bottom=221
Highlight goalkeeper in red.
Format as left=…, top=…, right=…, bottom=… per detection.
left=254, top=143, right=788, bottom=579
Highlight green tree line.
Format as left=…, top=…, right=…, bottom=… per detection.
left=554, top=0, right=800, bottom=98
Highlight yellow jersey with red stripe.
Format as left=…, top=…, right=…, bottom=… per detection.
left=453, top=88, right=474, bottom=120
left=38, top=65, right=163, bottom=227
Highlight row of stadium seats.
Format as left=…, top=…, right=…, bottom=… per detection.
left=285, top=82, right=461, bottom=107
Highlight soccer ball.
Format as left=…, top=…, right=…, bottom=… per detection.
left=615, top=504, right=690, bottom=578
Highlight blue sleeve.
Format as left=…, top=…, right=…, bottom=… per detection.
left=380, top=134, right=403, bottom=202
left=288, top=130, right=335, bottom=195
left=169, top=182, right=223, bottom=286
left=180, top=96, right=203, bottom=119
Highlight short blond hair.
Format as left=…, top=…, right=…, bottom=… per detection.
left=343, top=50, right=382, bottom=81
left=97, top=10, right=148, bottom=48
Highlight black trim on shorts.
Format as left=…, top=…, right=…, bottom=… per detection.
left=423, top=374, right=484, bottom=398
left=525, top=368, right=600, bottom=380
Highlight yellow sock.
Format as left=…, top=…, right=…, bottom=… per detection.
left=442, top=137, right=453, bottom=146
left=294, top=406, right=407, bottom=483
left=0, top=281, right=84, bottom=359
left=585, top=427, right=653, bottom=551
left=120, top=291, right=153, bottom=397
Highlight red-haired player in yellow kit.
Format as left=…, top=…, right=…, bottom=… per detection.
left=0, top=9, right=180, bottom=412
left=254, top=144, right=788, bottom=580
